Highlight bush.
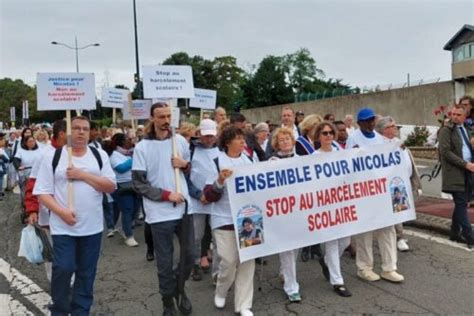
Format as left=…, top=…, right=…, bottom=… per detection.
left=404, top=126, right=430, bottom=147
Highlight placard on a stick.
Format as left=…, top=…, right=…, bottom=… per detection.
left=101, top=87, right=129, bottom=108
left=36, top=73, right=96, bottom=111
left=189, top=88, right=217, bottom=110
left=142, top=65, right=194, bottom=99
left=123, top=99, right=153, bottom=120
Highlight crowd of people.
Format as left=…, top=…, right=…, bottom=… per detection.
left=0, top=95, right=473, bottom=316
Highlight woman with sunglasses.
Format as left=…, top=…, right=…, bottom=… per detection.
left=312, top=122, right=352, bottom=297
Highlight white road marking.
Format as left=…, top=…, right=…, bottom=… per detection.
left=415, top=165, right=428, bottom=169
left=0, top=258, right=50, bottom=315
left=0, top=294, right=34, bottom=315
left=404, top=229, right=473, bottom=252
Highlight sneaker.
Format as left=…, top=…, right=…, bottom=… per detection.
left=240, top=309, right=253, bottom=316
left=357, top=269, right=380, bottom=282
left=381, top=271, right=404, bottom=283
left=214, top=294, right=226, bottom=309
left=146, top=250, right=155, bottom=261
left=106, top=229, right=116, bottom=238
left=191, top=265, right=203, bottom=281
left=397, top=239, right=410, bottom=252
left=125, top=236, right=139, bottom=247
left=288, top=292, right=302, bottom=302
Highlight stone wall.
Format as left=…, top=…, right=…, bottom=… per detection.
left=241, top=81, right=455, bottom=126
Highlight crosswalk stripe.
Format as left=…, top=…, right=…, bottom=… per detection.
left=0, top=258, right=50, bottom=315
left=0, top=294, right=35, bottom=315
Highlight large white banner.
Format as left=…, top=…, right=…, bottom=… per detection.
left=189, top=88, right=217, bottom=110
left=142, top=65, right=194, bottom=99
left=123, top=99, right=152, bottom=120
left=227, top=143, right=416, bottom=262
left=101, top=87, right=129, bottom=108
left=36, top=73, right=96, bottom=111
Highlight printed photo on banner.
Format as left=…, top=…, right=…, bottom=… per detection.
left=390, top=177, right=410, bottom=213
left=236, top=205, right=264, bottom=249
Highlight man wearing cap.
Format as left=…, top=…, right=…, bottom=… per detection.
left=438, top=103, right=474, bottom=247
left=346, top=107, right=404, bottom=283
left=187, top=119, right=220, bottom=281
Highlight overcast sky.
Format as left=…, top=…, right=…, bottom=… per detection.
left=1, top=0, right=473, bottom=92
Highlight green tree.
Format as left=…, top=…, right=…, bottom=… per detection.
left=283, top=48, right=325, bottom=94
left=242, top=55, right=293, bottom=108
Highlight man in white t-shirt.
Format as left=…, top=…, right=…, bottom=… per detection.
left=132, top=102, right=193, bottom=316
left=346, top=107, right=404, bottom=284
left=34, top=116, right=116, bottom=315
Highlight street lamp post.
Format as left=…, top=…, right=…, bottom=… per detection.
left=51, top=36, right=100, bottom=73
left=51, top=36, right=100, bottom=116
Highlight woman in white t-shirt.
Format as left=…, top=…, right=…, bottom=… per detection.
left=14, top=135, right=42, bottom=208
left=103, top=133, right=138, bottom=247
left=268, top=127, right=302, bottom=303
left=34, top=129, right=51, bottom=149
left=312, top=122, right=352, bottom=298
left=203, top=126, right=255, bottom=316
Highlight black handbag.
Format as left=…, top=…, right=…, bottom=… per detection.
left=33, top=224, right=54, bottom=263
left=117, top=181, right=135, bottom=195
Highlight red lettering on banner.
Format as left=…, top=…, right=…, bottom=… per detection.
left=307, top=205, right=358, bottom=231
left=299, top=193, right=313, bottom=210
left=265, top=195, right=296, bottom=218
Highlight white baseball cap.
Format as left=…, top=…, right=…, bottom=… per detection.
left=199, top=119, right=217, bottom=136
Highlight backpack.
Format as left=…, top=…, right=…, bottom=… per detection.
left=52, top=146, right=103, bottom=174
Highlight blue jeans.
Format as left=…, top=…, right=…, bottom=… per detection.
left=103, top=198, right=119, bottom=230
left=150, top=217, right=194, bottom=297
left=451, top=172, right=473, bottom=241
left=50, top=233, right=102, bottom=316
left=112, top=190, right=136, bottom=238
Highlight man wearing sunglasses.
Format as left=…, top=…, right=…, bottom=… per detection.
left=346, top=107, right=404, bottom=284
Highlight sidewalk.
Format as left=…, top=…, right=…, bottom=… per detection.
left=408, top=196, right=474, bottom=235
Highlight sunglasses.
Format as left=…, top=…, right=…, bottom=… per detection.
left=321, top=131, right=335, bottom=136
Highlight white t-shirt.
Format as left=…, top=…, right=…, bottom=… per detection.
left=132, top=134, right=192, bottom=224
left=207, top=151, right=253, bottom=229
left=14, top=147, right=43, bottom=169
left=37, top=141, right=50, bottom=150
left=33, top=147, right=116, bottom=236
left=190, top=145, right=219, bottom=214
left=30, top=143, right=55, bottom=226
left=346, top=128, right=384, bottom=148
left=110, top=151, right=132, bottom=183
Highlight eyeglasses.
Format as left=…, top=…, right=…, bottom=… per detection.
left=321, top=131, right=335, bottom=136
left=72, top=126, right=90, bottom=132
left=385, top=125, right=397, bottom=129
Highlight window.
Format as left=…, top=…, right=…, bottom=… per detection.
left=454, top=46, right=464, bottom=62
left=453, top=42, right=474, bottom=62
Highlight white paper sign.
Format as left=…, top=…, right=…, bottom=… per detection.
left=189, top=88, right=217, bottom=110
left=226, top=143, right=415, bottom=262
left=171, top=107, right=180, bottom=128
left=10, top=107, right=15, bottom=122
left=123, top=99, right=153, bottom=120
left=22, top=101, right=29, bottom=119
left=142, top=65, right=194, bottom=99
left=101, top=87, right=129, bottom=108
left=36, top=73, right=96, bottom=111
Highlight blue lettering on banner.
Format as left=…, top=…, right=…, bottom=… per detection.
left=234, top=165, right=312, bottom=194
